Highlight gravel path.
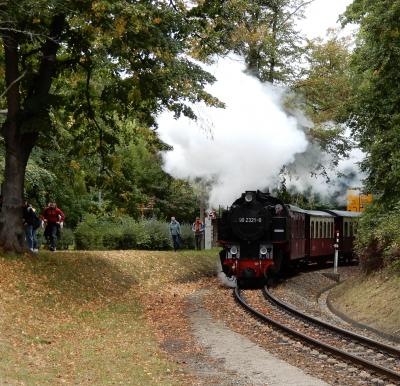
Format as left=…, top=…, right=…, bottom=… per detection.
left=188, top=290, right=329, bottom=386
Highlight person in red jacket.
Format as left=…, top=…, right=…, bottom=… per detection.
left=41, top=202, right=65, bottom=251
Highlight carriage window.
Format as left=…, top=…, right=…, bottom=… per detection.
left=344, top=222, right=349, bottom=237
left=311, top=221, right=314, bottom=238
left=350, top=222, right=353, bottom=237
left=319, top=222, right=322, bottom=238
left=323, top=222, right=327, bottom=238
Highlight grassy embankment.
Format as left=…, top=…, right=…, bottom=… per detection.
left=330, top=267, right=400, bottom=337
left=0, top=249, right=219, bottom=385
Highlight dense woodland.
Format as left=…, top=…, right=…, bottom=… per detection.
left=0, top=0, right=399, bottom=271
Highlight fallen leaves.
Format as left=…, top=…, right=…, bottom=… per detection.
left=0, top=249, right=218, bottom=384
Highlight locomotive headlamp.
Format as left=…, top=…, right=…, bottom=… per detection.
left=230, top=246, right=238, bottom=255
left=245, top=192, right=253, bottom=203
left=260, top=246, right=268, bottom=255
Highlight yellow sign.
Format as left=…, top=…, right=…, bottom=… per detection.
left=347, top=189, right=373, bottom=212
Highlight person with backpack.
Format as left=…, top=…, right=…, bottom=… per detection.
left=41, top=202, right=65, bottom=251
left=23, top=201, right=41, bottom=252
left=192, top=217, right=205, bottom=250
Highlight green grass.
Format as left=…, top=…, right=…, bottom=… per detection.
left=331, top=267, right=400, bottom=336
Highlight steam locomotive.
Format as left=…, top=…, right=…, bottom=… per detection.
left=217, top=190, right=360, bottom=284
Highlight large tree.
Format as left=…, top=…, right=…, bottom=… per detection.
left=342, top=0, right=400, bottom=203
left=292, top=31, right=353, bottom=164
left=0, top=0, right=221, bottom=252
left=190, top=0, right=313, bottom=83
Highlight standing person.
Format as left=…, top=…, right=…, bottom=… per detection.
left=169, top=216, right=181, bottom=251
left=23, top=201, right=40, bottom=252
left=192, top=217, right=204, bottom=250
left=41, top=202, right=65, bottom=251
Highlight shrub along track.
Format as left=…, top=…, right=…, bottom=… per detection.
left=235, top=287, right=400, bottom=384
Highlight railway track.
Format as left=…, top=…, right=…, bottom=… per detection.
left=234, top=287, right=400, bottom=384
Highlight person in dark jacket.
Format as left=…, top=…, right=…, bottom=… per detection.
left=169, top=216, right=181, bottom=251
left=23, top=201, right=40, bottom=252
left=41, top=202, right=65, bottom=251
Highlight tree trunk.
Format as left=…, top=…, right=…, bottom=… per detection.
left=0, top=16, right=65, bottom=253
left=0, top=32, right=32, bottom=252
left=0, top=124, right=30, bottom=252
left=267, top=5, right=279, bottom=83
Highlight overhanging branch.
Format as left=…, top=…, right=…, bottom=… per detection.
left=0, top=71, right=26, bottom=99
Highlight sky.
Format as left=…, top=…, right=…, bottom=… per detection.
left=157, top=0, right=360, bottom=208
left=298, top=0, right=354, bottom=39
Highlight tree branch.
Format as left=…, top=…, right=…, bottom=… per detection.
left=31, top=14, right=65, bottom=98
left=279, top=0, right=315, bottom=27
left=2, top=32, right=20, bottom=120
left=0, top=70, right=26, bottom=99
left=82, top=62, right=109, bottom=176
left=0, top=27, right=59, bottom=42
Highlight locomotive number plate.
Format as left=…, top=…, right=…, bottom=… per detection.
left=239, top=217, right=262, bottom=223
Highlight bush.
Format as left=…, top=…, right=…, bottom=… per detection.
left=36, top=226, right=75, bottom=250
left=143, top=219, right=171, bottom=250
left=355, top=202, right=400, bottom=272
left=179, top=224, right=195, bottom=249
left=58, top=227, right=75, bottom=250
left=74, top=214, right=106, bottom=250
left=73, top=214, right=195, bottom=251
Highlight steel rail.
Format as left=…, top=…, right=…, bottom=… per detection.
left=234, top=287, right=400, bottom=383
left=263, top=287, right=400, bottom=357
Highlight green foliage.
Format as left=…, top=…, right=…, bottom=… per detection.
left=354, top=202, right=400, bottom=273
left=74, top=214, right=194, bottom=251
left=272, top=179, right=339, bottom=210
left=191, top=0, right=311, bottom=84
left=179, top=223, right=195, bottom=250
left=57, top=228, right=75, bottom=250
left=35, top=227, right=75, bottom=250
left=291, top=31, right=353, bottom=165
left=0, top=0, right=227, bottom=251
left=16, top=118, right=200, bottom=227
left=342, top=1, right=400, bottom=203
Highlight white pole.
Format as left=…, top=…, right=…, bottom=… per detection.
left=204, top=216, right=212, bottom=250
left=334, top=249, right=338, bottom=274
left=334, top=231, right=339, bottom=274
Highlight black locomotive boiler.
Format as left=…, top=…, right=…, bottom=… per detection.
left=217, top=190, right=360, bottom=284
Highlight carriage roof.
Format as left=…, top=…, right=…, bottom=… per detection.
left=287, top=205, right=335, bottom=217
left=322, top=210, right=362, bottom=218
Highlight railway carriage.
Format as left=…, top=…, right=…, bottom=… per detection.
left=307, top=210, right=335, bottom=260
left=286, top=205, right=306, bottom=261
left=322, top=210, right=361, bottom=262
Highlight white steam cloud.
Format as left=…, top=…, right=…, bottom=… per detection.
left=157, top=55, right=309, bottom=207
